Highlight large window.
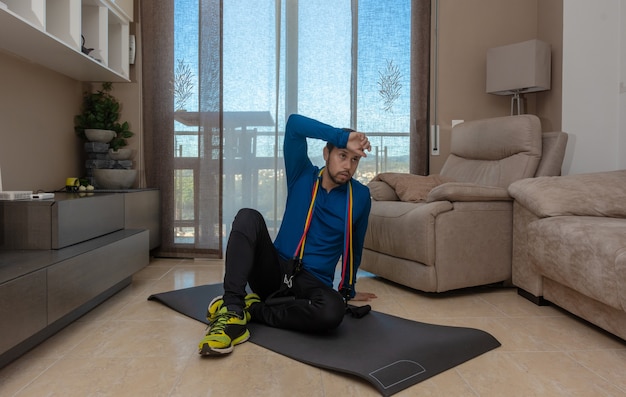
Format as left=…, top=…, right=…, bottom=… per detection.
left=171, top=0, right=412, bottom=249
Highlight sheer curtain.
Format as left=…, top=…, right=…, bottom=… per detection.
left=142, top=0, right=430, bottom=258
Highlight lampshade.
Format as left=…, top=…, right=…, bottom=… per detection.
left=486, top=39, right=551, bottom=95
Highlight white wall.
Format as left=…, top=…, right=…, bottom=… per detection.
left=562, top=0, right=624, bottom=174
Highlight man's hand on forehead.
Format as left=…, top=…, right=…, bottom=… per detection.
left=347, top=131, right=372, bottom=158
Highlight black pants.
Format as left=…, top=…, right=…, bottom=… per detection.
left=222, top=208, right=345, bottom=332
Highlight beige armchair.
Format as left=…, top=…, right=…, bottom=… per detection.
left=360, top=115, right=568, bottom=293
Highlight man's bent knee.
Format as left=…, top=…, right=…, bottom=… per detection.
left=312, top=293, right=345, bottom=331
left=232, top=208, right=266, bottom=233
left=234, top=208, right=263, bottom=223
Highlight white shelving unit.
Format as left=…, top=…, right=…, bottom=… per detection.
left=0, top=0, right=132, bottom=82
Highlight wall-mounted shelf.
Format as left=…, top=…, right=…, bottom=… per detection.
left=0, top=0, right=132, bottom=82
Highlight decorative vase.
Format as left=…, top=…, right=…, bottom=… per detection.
left=93, top=169, right=137, bottom=190
left=85, top=129, right=116, bottom=143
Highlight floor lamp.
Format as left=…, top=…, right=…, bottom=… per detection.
left=486, top=39, right=551, bottom=115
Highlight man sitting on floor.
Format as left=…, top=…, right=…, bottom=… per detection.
left=198, top=114, right=377, bottom=355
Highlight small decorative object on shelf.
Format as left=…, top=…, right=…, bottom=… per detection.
left=75, top=82, right=136, bottom=189
left=93, top=169, right=138, bottom=190
left=81, top=35, right=94, bottom=56
left=108, top=148, right=134, bottom=160
left=84, top=128, right=116, bottom=143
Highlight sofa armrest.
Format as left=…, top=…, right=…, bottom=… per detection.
left=508, top=170, right=626, bottom=218
left=426, top=182, right=511, bottom=203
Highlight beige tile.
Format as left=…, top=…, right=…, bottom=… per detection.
left=0, top=357, right=57, bottom=396
left=114, top=292, right=200, bottom=323
left=506, top=314, right=626, bottom=351
left=227, top=338, right=271, bottom=356
left=74, top=286, right=140, bottom=323
left=457, top=351, right=626, bottom=397
left=133, top=264, right=174, bottom=280
left=396, top=291, right=507, bottom=321
left=392, top=368, right=482, bottom=397
left=320, top=370, right=383, bottom=396
left=124, top=276, right=159, bottom=297
left=354, top=274, right=398, bottom=296
left=66, top=319, right=201, bottom=359
left=568, top=349, right=626, bottom=391
left=17, top=319, right=105, bottom=361
left=4, top=258, right=626, bottom=397
left=14, top=356, right=189, bottom=397
left=171, top=351, right=324, bottom=397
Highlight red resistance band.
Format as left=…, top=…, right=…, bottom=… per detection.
left=292, top=169, right=355, bottom=299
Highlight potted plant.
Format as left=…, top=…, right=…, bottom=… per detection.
left=74, top=82, right=134, bottom=151
left=75, top=82, right=137, bottom=189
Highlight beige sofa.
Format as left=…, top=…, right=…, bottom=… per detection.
left=508, top=170, right=626, bottom=341
left=361, top=115, right=568, bottom=293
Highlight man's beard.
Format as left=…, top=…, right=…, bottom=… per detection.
left=327, top=170, right=351, bottom=186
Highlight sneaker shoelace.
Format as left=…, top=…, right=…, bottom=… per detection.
left=205, top=311, right=240, bottom=335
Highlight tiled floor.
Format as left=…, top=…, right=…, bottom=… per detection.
left=1, top=257, right=625, bottom=396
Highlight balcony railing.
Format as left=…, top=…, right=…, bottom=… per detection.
left=171, top=124, right=409, bottom=244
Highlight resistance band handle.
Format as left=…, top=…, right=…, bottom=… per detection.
left=345, top=304, right=371, bottom=319
left=339, top=287, right=352, bottom=305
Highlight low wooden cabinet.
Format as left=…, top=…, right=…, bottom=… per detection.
left=0, top=190, right=158, bottom=368
left=124, top=189, right=161, bottom=251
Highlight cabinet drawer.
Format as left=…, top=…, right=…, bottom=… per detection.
left=0, top=193, right=124, bottom=250
left=47, top=230, right=148, bottom=323
left=0, top=270, right=47, bottom=355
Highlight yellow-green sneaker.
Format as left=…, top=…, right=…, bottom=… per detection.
left=198, top=306, right=249, bottom=355
left=243, top=293, right=261, bottom=321
left=206, top=295, right=225, bottom=322
left=206, top=293, right=261, bottom=323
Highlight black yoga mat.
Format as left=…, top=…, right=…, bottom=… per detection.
left=148, top=284, right=500, bottom=396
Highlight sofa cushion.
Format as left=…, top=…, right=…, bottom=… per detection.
left=368, top=181, right=399, bottom=201
left=440, top=114, right=542, bottom=188
left=369, top=173, right=454, bottom=202
left=426, top=183, right=511, bottom=202
left=528, top=216, right=626, bottom=311
left=509, top=170, right=626, bottom=218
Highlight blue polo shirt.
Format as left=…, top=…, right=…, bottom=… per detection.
left=273, top=114, right=371, bottom=291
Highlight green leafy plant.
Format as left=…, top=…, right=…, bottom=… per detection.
left=74, top=82, right=134, bottom=150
